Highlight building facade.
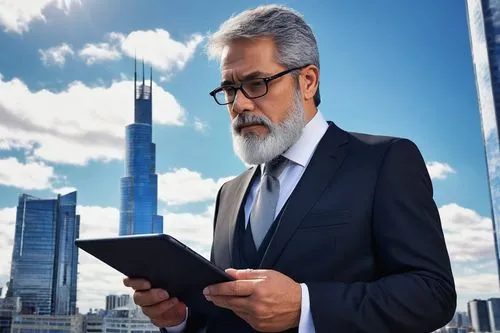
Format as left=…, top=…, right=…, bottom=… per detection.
left=8, top=192, right=80, bottom=315
left=120, top=61, right=163, bottom=235
left=84, top=313, right=103, bottom=333
left=489, top=298, right=500, bottom=332
left=102, top=306, right=158, bottom=333
left=466, top=0, right=500, bottom=282
left=0, top=297, right=21, bottom=333
left=105, top=294, right=130, bottom=311
left=468, top=299, right=492, bottom=332
left=10, top=314, right=84, bottom=333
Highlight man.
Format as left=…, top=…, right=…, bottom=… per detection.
left=124, top=4, right=456, bottom=333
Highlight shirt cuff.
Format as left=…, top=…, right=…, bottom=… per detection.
left=299, top=283, right=316, bottom=333
left=160, top=306, right=188, bottom=333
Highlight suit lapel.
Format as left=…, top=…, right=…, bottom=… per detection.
left=259, top=122, right=349, bottom=268
left=225, top=166, right=259, bottom=265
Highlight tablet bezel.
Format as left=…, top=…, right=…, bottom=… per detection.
left=75, top=233, right=234, bottom=310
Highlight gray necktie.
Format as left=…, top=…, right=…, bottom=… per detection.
left=249, top=155, right=287, bottom=250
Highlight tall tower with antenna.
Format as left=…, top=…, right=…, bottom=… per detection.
left=119, top=58, right=163, bottom=235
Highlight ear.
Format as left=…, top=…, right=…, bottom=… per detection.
left=300, top=65, right=319, bottom=103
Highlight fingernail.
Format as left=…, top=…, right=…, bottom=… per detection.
left=205, top=295, right=212, bottom=302
left=203, top=287, right=210, bottom=296
left=158, top=290, right=169, bottom=298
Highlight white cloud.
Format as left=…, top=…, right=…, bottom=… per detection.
left=81, top=29, right=204, bottom=73
left=0, top=0, right=81, bottom=34
left=194, top=117, right=209, bottom=133
left=39, top=43, right=74, bottom=68
left=0, top=157, right=55, bottom=190
left=0, top=206, right=16, bottom=286
left=77, top=205, right=119, bottom=239
left=158, top=168, right=234, bottom=206
left=0, top=74, right=185, bottom=165
left=426, top=161, right=456, bottom=180
left=120, top=30, right=204, bottom=73
left=455, top=273, right=498, bottom=294
left=163, top=204, right=216, bottom=260
left=79, top=38, right=122, bottom=65
left=52, top=186, right=77, bottom=195
left=73, top=206, right=130, bottom=312
left=439, top=203, right=495, bottom=263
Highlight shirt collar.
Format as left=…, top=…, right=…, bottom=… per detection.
left=281, top=110, right=329, bottom=168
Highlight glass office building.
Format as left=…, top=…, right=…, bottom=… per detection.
left=8, top=192, right=80, bottom=315
left=466, top=0, right=500, bottom=284
left=120, top=61, right=163, bottom=235
left=468, top=299, right=492, bottom=332
left=488, top=298, right=500, bottom=332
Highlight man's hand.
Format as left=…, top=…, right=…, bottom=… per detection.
left=123, top=277, right=187, bottom=328
left=203, top=269, right=302, bottom=332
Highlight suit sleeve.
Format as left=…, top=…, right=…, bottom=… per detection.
left=306, top=138, right=456, bottom=333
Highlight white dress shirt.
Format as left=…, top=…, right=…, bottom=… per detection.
left=165, top=110, right=329, bottom=333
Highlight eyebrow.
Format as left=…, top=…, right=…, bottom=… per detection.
left=220, top=70, right=269, bottom=86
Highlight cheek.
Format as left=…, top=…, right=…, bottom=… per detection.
left=227, top=106, right=237, bottom=119
left=256, top=88, right=295, bottom=123
left=255, top=101, right=288, bottom=124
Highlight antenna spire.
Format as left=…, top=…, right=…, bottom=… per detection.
left=142, top=58, right=145, bottom=86
left=134, top=54, right=137, bottom=99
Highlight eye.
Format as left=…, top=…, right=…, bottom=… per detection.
left=248, top=80, right=265, bottom=88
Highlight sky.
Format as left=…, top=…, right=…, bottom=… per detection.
left=0, top=0, right=496, bottom=315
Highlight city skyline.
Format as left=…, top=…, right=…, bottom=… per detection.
left=0, top=0, right=497, bottom=313
left=7, top=192, right=79, bottom=315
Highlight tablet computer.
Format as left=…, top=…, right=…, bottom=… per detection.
left=75, top=233, right=234, bottom=313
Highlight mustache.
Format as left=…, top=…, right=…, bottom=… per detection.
left=232, top=113, right=272, bottom=132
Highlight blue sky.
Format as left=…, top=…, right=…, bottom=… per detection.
left=0, top=0, right=495, bottom=315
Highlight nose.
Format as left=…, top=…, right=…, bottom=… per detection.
left=230, top=89, right=254, bottom=115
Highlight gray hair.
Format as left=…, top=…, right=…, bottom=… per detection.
left=207, top=4, right=321, bottom=106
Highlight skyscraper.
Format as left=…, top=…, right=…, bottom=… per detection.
left=468, top=299, right=492, bottom=332
left=466, top=0, right=500, bottom=283
left=118, top=294, right=130, bottom=308
left=105, top=295, right=118, bottom=311
left=105, top=294, right=130, bottom=311
left=119, top=60, right=163, bottom=235
left=488, top=298, right=500, bottom=332
left=8, top=192, right=80, bottom=315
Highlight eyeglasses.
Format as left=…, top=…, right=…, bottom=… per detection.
left=209, top=64, right=309, bottom=105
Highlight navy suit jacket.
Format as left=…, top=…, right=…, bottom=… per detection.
left=183, top=121, right=456, bottom=333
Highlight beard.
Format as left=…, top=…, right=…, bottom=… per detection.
left=230, top=89, right=306, bottom=165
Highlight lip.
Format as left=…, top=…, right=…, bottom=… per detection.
left=238, top=123, right=264, bottom=132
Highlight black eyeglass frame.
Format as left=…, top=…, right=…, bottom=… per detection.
left=209, top=64, right=311, bottom=105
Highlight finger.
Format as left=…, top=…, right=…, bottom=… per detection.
left=226, top=268, right=269, bottom=280
left=134, top=288, right=170, bottom=307
left=123, top=277, right=151, bottom=290
left=142, top=297, right=180, bottom=318
left=204, top=280, right=256, bottom=297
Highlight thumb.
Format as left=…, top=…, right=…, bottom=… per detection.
left=225, top=268, right=268, bottom=280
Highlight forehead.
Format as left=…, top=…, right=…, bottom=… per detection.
left=220, top=38, right=282, bottom=80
